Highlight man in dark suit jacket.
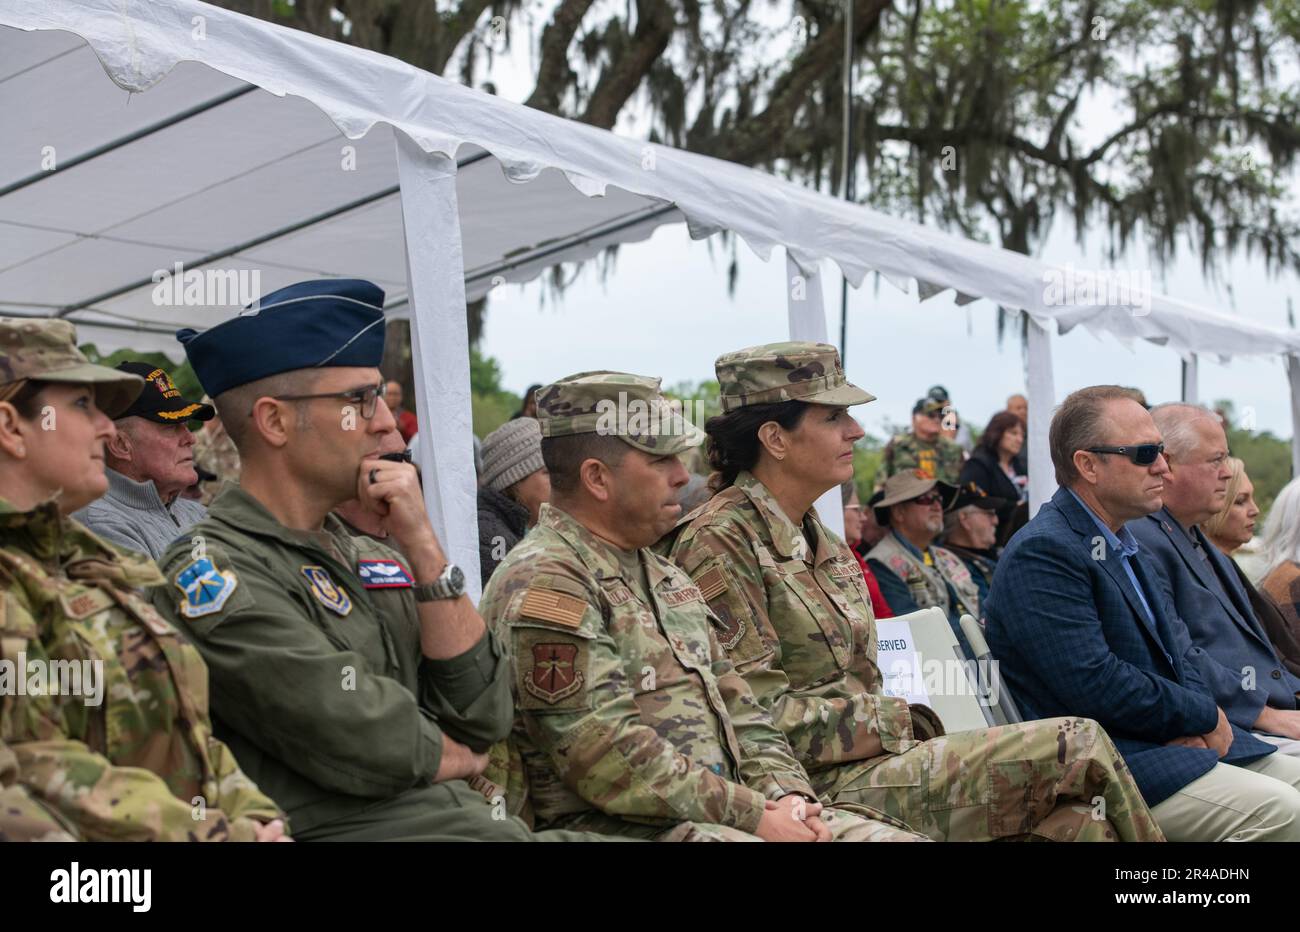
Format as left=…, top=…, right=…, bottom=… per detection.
left=985, top=385, right=1300, bottom=841
left=1133, top=404, right=1300, bottom=749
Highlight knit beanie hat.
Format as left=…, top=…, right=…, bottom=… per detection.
left=481, top=417, right=545, bottom=492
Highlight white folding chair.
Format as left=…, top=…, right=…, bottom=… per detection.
left=959, top=613, right=1023, bottom=725
left=876, top=607, right=990, bottom=733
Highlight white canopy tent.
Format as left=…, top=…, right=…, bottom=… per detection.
left=4, top=0, right=1299, bottom=600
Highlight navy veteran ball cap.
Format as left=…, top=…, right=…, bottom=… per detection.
left=177, top=279, right=386, bottom=397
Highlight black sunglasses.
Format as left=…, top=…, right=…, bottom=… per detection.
left=1085, top=442, right=1165, bottom=466
left=378, top=450, right=413, bottom=464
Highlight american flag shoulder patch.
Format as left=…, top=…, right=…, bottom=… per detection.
left=520, top=588, right=588, bottom=629
left=696, top=566, right=728, bottom=602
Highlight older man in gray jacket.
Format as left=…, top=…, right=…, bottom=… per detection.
left=74, top=361, right=210, bottom=559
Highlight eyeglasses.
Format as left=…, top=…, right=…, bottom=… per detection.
left=909, top=493, right=943, bottom=507
left=1085, top=442, right=1165, bottom=466
left=379, top=450, right=413, bottom=464
left=268, top=381, right=386, bottom=420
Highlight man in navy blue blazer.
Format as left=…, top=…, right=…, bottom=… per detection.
left=1132, top=403, right=1300, bottom=751
left=985, top=385, right=1300, bottom=841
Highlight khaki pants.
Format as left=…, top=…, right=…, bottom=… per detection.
left=1150, top=752, right=1300, bottom=841
left=1255, top=733, right=1300, bottom=756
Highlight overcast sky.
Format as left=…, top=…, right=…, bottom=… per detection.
left=471, top=9, right=1300, bottom=442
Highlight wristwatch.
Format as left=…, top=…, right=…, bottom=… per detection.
left=414, top=562, right=466, bottom=602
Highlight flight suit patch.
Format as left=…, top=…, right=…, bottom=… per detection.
left=173, top=557, right=239, bottom=619
left=301, top=565, right=353, bottom=616
left=357, top=558, right=413, bottom=589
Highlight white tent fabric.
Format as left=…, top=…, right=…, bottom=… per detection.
left=4, top=0, right=1299, bottom=361
left=4, top=0, right=1299, bottom=589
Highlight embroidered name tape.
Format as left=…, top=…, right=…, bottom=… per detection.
left=357, top=559, right=414, bottom=589
left=660, top=586, right=703, bottom=606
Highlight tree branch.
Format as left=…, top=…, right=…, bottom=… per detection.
left=702, top=0, right=891, bottom=166
left=525, top=0, right=597, bottom=114
left=579, top=0, right=676, bottom=129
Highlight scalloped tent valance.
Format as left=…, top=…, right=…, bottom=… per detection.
left=4, top=0, right=1298, bottom=596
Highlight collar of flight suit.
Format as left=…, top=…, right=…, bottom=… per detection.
left=537, top=502, right=675, bottom=590
left=732, top=470, right=836, bottom=566
left=207, top=484, right=356, bottom=565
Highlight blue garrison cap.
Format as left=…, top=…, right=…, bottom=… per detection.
left=177, top=279, right=386, bottom=397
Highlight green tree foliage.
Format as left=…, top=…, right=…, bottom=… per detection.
left=470, top=346, right=521, bottom=437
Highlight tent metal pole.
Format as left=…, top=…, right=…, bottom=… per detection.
left=0, top=85, right=258, bottom=199
left=54, top=150, right=494, bottom=317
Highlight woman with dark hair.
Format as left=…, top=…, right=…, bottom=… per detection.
left=0, top=318, right=286, bottom=842
left=663, top=341, right=1162, bottom=842
left=959, top=411, right=1025, bottom=501
left=957, top=410, right=1025, bottom=542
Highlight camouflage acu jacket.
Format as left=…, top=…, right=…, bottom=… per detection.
left=479, top=503, right=816, bottom=836
left=881, top=433, right=964, bottom=485
left=665, top=472, right=935, bottom=794
left=0, top=497, right=281, bottom=841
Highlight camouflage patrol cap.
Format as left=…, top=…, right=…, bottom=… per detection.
left=535, top=370, right=704, bottom=455
left=0, top=318, right=143, bottom=418
left=715, top=341, right=875, bottom=413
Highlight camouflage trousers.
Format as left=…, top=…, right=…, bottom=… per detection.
left=657, top=807, right=927, bottom=842
left=0, top=784, right=78, bottom=841
left=821, top=717, right=1165, bottom=842
left=1, top=742, right=78, bottom=842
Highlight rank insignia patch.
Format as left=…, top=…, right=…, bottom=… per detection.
left=174, top=557, right=238, bottom=619
left=301, top=565, right=353, bottom=616
left=357, top=559, right=414, bottom=589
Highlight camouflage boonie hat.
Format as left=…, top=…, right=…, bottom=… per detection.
left=715, top=341, right=875, bottom=413
left=869, top=469, right=958, bottom=525
left=913, top=397, right=946, bottom=417
left=535, top=370, right=704, bottom=455
left=0, top=318, right=143, bottom=418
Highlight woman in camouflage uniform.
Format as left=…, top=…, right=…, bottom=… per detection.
left=664, top=340, right=1164, bottom=841
left=0, top=318, right=286, bottom=841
